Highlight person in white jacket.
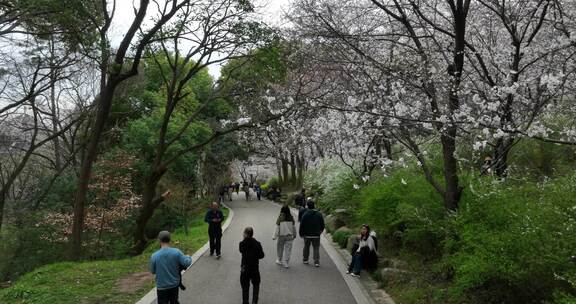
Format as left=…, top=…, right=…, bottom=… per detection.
left=347, top=224, right=375, bottom=277
left=273, top=205, right=297, bottom=268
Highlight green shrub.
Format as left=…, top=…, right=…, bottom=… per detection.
left=508, top=140, right=576, bottom=178
left=332, top=230, right=352, bottom=249
left=308, top=157, right=576, bottom=303
left=356, top=170, right=445, bottom=256
left=266, top=176, right=281, bottom=189
left=304, top=159, right=358, bottom=213
left=445, top=175, right=576, bottom=303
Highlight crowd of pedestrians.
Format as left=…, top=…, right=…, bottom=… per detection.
left=149, top=186, right=376, bottom=304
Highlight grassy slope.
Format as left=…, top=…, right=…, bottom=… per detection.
left=0, top=208, right=229, bottom=304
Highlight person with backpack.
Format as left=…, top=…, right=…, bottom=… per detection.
left=299, top=199, right=325, bottom=267
left=239, top=227, right=265, bottom=304
left=347, top=224, right=377, bottom=277
left=149, top=231, right=192, bottom=304
left=204, top=202, right=225, bottom=259
left=273, top=205, right=296, bottom=268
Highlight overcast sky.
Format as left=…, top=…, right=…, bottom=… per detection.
left=109, top=0, right=291, bottom=79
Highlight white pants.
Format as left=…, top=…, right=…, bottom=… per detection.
left=276, top=236, right=294, bottom=264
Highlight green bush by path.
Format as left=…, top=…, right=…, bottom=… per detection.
left=332, top=230, right=352, bottom=249
left=446, top=176, right=576, bottom=303
left=306, top=161, right=576, bottom=303
left=0, top=208, right=228, bottom=304
left=303, top=159, right=358, bottom=213
left=356, top=170, right=446, bottom=257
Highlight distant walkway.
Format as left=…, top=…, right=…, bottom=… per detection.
left=172, top=193, right=357, bottom=304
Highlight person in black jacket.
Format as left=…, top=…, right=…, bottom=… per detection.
left=239, top=227, right=265, bottom=304
left=299, top=199, right=325, bottom=267
left=204, top=202, right=225, bottom=258
left=294, top=188, right=306, bottom=207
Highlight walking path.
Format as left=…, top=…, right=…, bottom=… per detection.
left=170, top=194, right=357, bottom=304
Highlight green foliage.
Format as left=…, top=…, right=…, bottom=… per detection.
left=0, top=170, right=78, bottom=281
left=508, top=140, right=576, bottom=178
left=0, top=221, right=66, bottom=282
left=445, top=175, right=576, bottom=303
left=121, top=111, right=211, bottom=176
left=304, top=159, right=359, bottom=213
left=6, top=0, right=102, bottom=48
left=332, top=230, right=352, bottom=249
left=219, top=40, right=290, bottom=119
left=266, top=176, right=281, bottom=189
left=356, top=170, right=445, bottom=256
left=308, top=156, right=576, bottom=303
left=0, top=211, right=216, bottom=304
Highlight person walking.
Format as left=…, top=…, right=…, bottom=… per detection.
left=243, top=183, right=251, bottom=201
left=149, top=231, right=192, bottom=304
left=229, top=183, right=235, bottom=201
left=218, top=185, right=228, bottom=204
left=254, top=183, right=262, bottom=201
left=204, top=202, right=225, bottom=259
left=239, top=227, right=265, bottom=304
left=298, top=197, right=311, bottom=222
left=294, top=188, right=306, bottom=207
left=273, top=205, right=296, bottom=268
left=299, top=199, right=325, bottom=267
left=347, top=224, right=376, bottom=277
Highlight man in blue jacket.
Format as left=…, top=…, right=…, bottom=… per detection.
left=150, top=231, right=192, bottom=304
left=204, top=202, right=225, bottom=258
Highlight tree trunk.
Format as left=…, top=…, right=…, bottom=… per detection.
left=493, top=43, right=521, bottom=178
left=493, top=138, right=511, bottom=177
left=296, top=153, right=305, bottom=188
left=276, top=158, right=283, bottom=184
left=281, top=158, right=289, bottom=185
left=290, top=153, right=296, bottom=185
left=69, top=89, right=114, bottom=259
left=384, top=139, right=393, bottom=160
left=440, top=0, right=468, bottom=212
left=0, top=189, right=6, bottom=234
left=49, top=37, right=62, bottom=171
left=132, top=168, right=167, bottom=254
left=441, top=133, right=462, bottom=211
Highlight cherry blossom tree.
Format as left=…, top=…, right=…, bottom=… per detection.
left=287, top=0, right=576, bottom=211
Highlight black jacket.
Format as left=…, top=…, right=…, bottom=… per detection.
left=299, top=209, right=325, bottom=237
left=298, top=206, right=308, bottom=222
left=294, top=193, right=305, bottom=207
left=204, top=209, right=224, bottom=233
left=239, top=237, right=265, bottom=272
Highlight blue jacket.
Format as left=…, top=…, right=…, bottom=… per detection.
left=150, top=247, right=192, bottom=290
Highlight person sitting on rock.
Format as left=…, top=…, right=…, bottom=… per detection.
left=347, top=224, right=376, bottom=277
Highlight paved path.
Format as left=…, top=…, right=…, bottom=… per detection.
left=175, top=194, right=357, bottom=304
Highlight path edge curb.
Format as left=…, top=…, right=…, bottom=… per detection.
left=135, top=202, right=235, bottom=304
